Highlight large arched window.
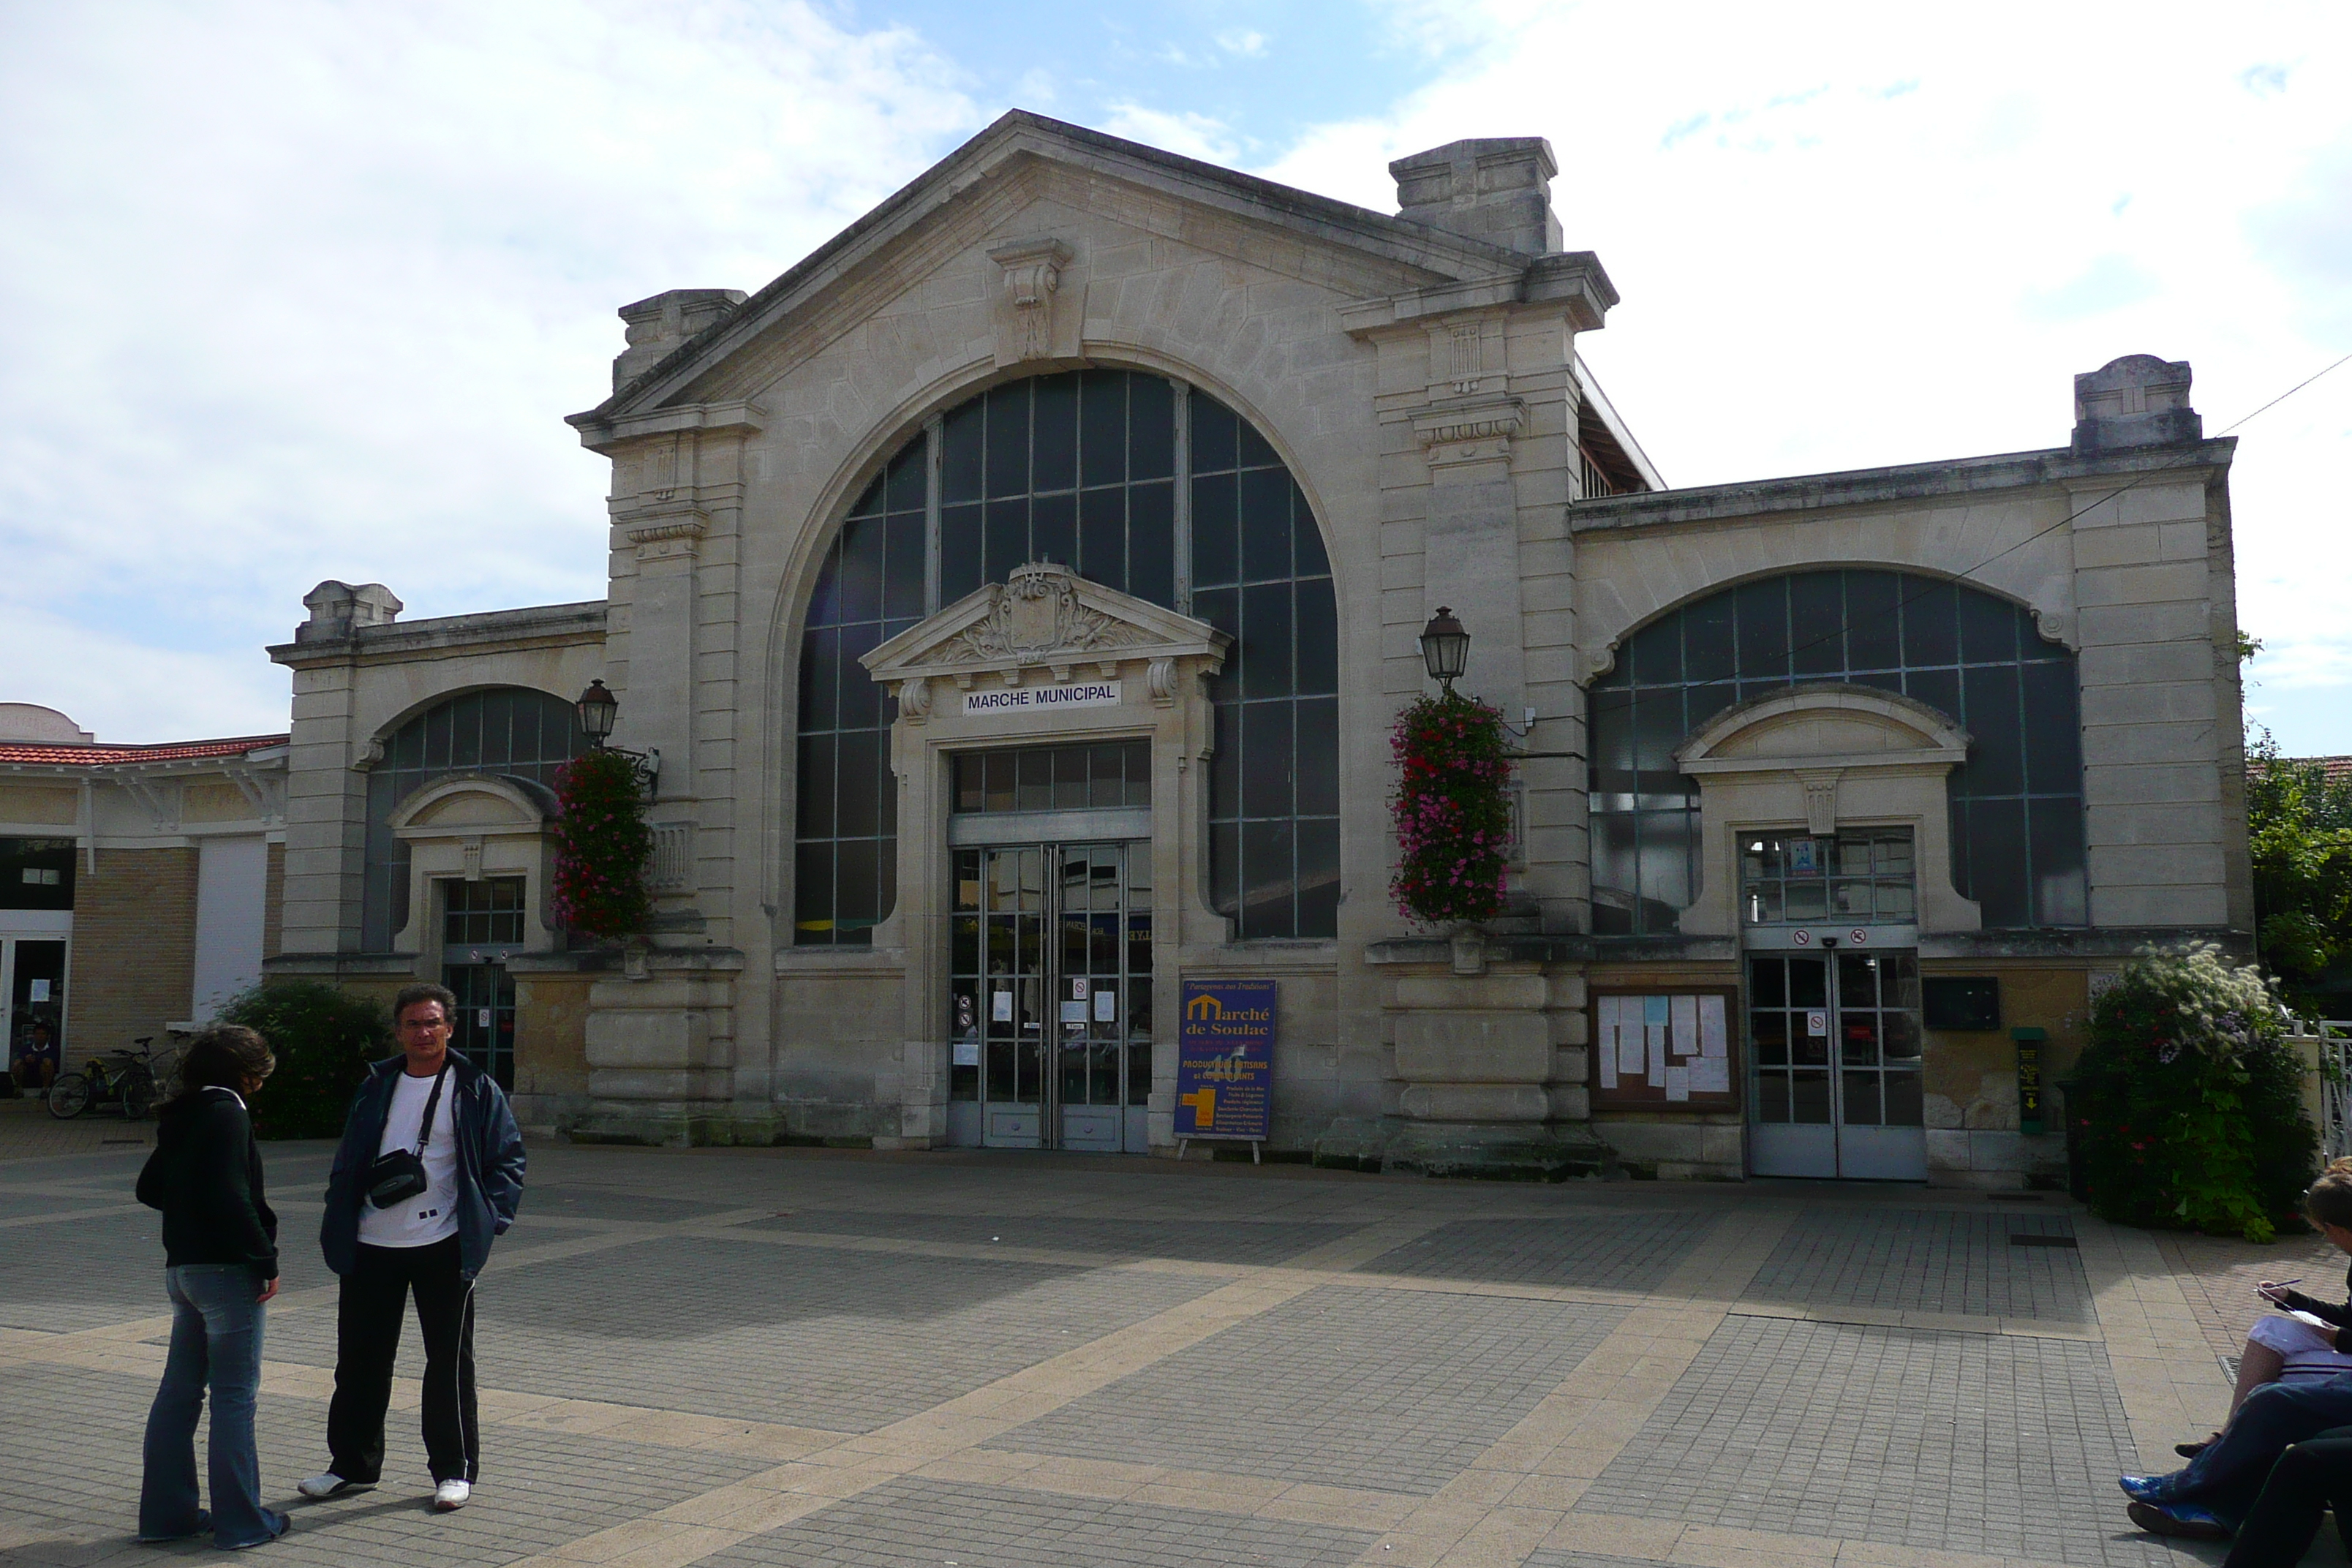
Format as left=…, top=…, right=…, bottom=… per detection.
left=793, top=369, right=1338, bottom=946
left=361, top=688, right=589, bottom=950
left=1588, top=570, right=2084, bottom=933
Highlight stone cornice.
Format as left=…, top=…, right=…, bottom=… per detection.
left=570, top=399, right=766, bottom=456
left=1569, top=437, right=2238, bottom=535
left=268, top=601, right=608, bottom=669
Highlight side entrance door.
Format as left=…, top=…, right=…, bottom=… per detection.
left=440, top=877, right=522, bottom=1091
left=1748, top=947, right=1927, bottom=1179
left=950, top=841, right=1152, bottom=1152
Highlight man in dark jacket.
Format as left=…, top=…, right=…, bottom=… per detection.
left=298, top=983, right=524, bottom=1513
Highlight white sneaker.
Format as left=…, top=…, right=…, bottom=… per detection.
left=297, top=1473, right=372, bottom=1500
left=433, top=1480, right=471, bottom=1512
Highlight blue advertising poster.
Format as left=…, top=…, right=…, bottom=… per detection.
left=1175, top=980, right=1275, bottom=1141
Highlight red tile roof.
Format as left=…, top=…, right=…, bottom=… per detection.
left=2311, top=756, right=2352, bottom=785
left=0, top=735, right=287, bottom=767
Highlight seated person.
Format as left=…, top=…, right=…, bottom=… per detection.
left=2171, top=1425, right=2352, bottom=1563
left=2127, top=1163, right=2352, bottom=1540
left=12, top=1024, right=59, bottom=1092
left=2176, top=1161, right=2352, bottom=1459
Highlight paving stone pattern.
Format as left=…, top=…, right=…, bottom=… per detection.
left=749, top=1210, right=1356, bottom=1264
left=0, top=1362, right=767, bottom=1568
left=706, top=1476, right=1376, bottom=1568
left=1575, top=1316, right=2188, bottom=1567
left=260, top=1233, right=1220, bottom=1432
left=1355, top=1211, right=1715, bottom=1292
left=517, top=1183, right=750, bottom=1225
left=992, top=1284, right=1627, bottom=1495
left=1743, top=1205, right=2093, bottom=1322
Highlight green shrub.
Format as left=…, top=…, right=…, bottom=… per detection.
left=2072, top=944, right=2313, bottom=1242
left=216, top=980, right=390, bottom=1139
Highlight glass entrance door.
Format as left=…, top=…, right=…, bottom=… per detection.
left=950, top=842, right=1152, bottom=1151
left=1748, top=949, right=1926, bottom=1179
left=440, top=878, right=522, bottom=1091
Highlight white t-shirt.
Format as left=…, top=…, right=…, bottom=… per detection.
left=356, top=1066, right=461, bottom=1248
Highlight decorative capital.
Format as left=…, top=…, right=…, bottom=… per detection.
left=1410, top=393, right=1525, bottom=477
left=988, top=236, right=1075, bottom=365
left=620, top=505, right=710, bottom=562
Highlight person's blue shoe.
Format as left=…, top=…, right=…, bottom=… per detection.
left=2127, top=1499, right=2231, bottom=1540
left=2119, top=1473, right=2176, bottom=1501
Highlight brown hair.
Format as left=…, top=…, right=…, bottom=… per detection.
left=392, top=983, right=458, bottom=1026
left=2305, top=1157, right=2352, bottom=1230
left=166, top=1024, right=275, bottom=1114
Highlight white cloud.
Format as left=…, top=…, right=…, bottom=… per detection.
left=1215, top=29, right=1270, bottom=59
left=1256, top=0, right=2352, bottom=750
left=1098, top=103, right=1242, bottom=165
left=0, top=0, right=979, bottom=740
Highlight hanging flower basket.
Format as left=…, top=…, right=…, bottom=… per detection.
left=1389, top=692, right=1513, bottom=927
left=549, top=749, right=653, bottom=941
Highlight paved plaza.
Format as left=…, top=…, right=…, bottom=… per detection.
left=3, top=1112, right=2347, bottom=1568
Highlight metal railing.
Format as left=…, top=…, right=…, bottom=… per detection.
left=2311, top=1019, right=2352, bottom=1161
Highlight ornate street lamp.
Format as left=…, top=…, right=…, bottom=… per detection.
left=1418, top=606, right=1470, bottom=695
left=575, top=680, right=619, bottom=747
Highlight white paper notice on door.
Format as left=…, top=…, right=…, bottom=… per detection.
left=1645, top=1024, right=1667, bottom=1083
left=1093, top=988, right=1116, bottom=1022
left=952, top=1039, right=980, bottom=1066
left=1060, top=1000, right=1088, bottom=1023
left=1670, top=995, right=1697, bottom=1057
left=1691, top=1055, right=1730, bottom=1094
left=28, top=979, right=49, bottom=1003
left=1699, top=995, right=1727, bottom=1058
left=1617, top=1022, right=1645, bottom=1080
left=1665, top=1065, right=1691, bottom=1102
left=992, top=990, right=1013, bottom=1022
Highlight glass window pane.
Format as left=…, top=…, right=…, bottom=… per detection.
left=1962, top=665, right=2023, bottom=794
left=796, top=734, right=835, bottom=838
left=1297, top=818, right=1338, bottom=938
left=836, top=513, right=885, bottom=623
left=1031, top=491, right=1076, bottom=570
left=1032, top=372, right=1077, bottom=492
left=1902, top=576, right=1958, bottom=666
left=1961, top=799, right=2029, bottom=926
left=1882, top=1069, right=1924, bottom=1126
left=984, top=497, right=1028, bottom=583
left=1127, top=480, right=1175, bottom=609
left=1735, top=578, right=1789, bottom=680
left=883, top=513, right=925, bottom=620
left=1238, top=467, right=1292, bottom=581
left=1790, top=573, right=1845, bottom=676
left=985, top=382, right=1029, bottom=497
left=1240, top=818, right=1295, bottom=940
left=1210, top=821, right=1240, bottom=919
left=941, top=402, right=984, bottom=502
left=1294, top=578, right=1337, bottom=696
left=2029, top=797, right=2087, bottom=926
left=1242, top=701, right=1294, bottom=820
left=940, top=502, right=983, bottom=602
left=1294, top=698, right=1338, bottom=815
left=1757, top=1072, right=1791, bottom=1123
left=1842, top=1071, right=1882, bottom=1126
left=1128, top=376, right=1175, bottom=479
left=1629, top=618, right=1681, bottom=687
left=794, top=841, right=835, bottom=943
left=1791, top=1070, right=1831, bottom=1123
left=834, top=731, right=881, bottom=838
left=1191, top=472, right=1237, bottom=588
left=1078, top=486, right=1125, bottom=590
left=1241, top=583, right=1292, bottom=701
left=2021, top=661, right=2081, bottom=791
left=1079, top=372, right=1126, bottom=487
left=1191, top=393, right=1237, bottom=472
left=1845, top=570, right=1901, bottom=671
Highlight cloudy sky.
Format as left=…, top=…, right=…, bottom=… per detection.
left=3, top=0, right=2347, bottom=750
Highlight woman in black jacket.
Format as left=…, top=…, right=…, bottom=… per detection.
left=135, top=1025, right=290, bottom=1549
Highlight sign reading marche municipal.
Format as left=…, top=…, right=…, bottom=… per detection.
left=962, top=682, right=1120, bottom=716
left=1176, top=981, right=1275, bottom=1140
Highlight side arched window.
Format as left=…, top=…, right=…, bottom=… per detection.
left=1588, top=570, right=2084, bottom=933
left=793, top=370, right=1338, bottom=945
left=361, top=688, right=590, bottom=951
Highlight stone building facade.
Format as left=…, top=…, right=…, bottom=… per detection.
left=0, top=704, right=286, bottom=1086
left=261, top=113, right=2250, bottom=1186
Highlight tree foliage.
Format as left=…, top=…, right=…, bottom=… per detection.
left=2247, top=728, right=2352, bottom=1014
left=216, top=980, right=391, bottom=1139
left=2070, top=944, right=2311, bottom=1242
left=1390, top=693, right=1514, bottom=926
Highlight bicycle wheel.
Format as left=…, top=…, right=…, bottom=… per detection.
left=122, top=1072, right=154, bottom=1120
left=47, top=1074, right=90, bottom=1120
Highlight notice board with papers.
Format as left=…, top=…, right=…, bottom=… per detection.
left=1588, top=989, right=1742, bottom=1112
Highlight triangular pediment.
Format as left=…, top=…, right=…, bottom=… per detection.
left=862, top=563, right=1226, bottom=685
left=570, top=110, right=1542, bottom=440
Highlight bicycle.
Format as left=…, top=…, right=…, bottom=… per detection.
left=47, top=1037, right=175, bottom=1120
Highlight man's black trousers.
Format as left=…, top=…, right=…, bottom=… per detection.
left=2224, top=1427, right=2352, bottom=1567
left=325, top=1237, right=478, bottom=1485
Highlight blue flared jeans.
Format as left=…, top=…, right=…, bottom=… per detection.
left=140, top=1264, right=280, bottom=1548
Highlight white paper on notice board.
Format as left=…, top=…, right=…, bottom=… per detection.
left=1597, top=995, right=1621, bottom=1033
left=1670, top=995, right=1697, bottom=1056
left=952, top=1040, right=980, bottom=1066
left=1644, top=995, right=1670, bottom=1026
left=1645, top=1024, right=1667, bottom=1082
left=1691, top=1055, right=1730, bottom=1094
left=1599, top=1025, right=1619, bottom=1089
left=1617, top=1023, right=1645, bottom=1079
left=1665, top=1066, right=1691, bottom=1101
left=1699, top=995, right=1727, bottom=1058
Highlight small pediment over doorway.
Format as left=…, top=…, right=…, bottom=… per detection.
left=860, top=562, right=1228, bottom=720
